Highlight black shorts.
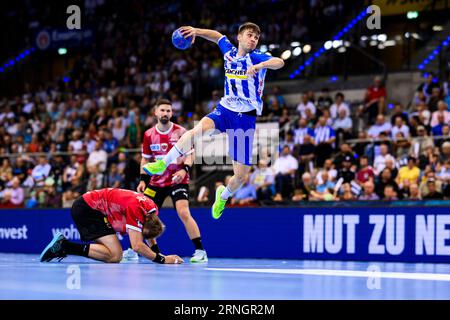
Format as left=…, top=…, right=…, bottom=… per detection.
left=143, top=184, right=189, bottom=209
left=71, top=196, right=116, bottom=242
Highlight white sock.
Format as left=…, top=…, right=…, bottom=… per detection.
left=164, top=145, right=184, bottom=165
left=221, top=186, right=233, bottom=200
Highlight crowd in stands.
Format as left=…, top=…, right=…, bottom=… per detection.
left=207, top=74, right=450, bottom=206
left=0, top=1, right=449, bottom=208
left=1, top=70, right=450, bottom=208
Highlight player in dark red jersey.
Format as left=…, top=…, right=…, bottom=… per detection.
left=137, top=99, right=208, bottom=263
left=40, top=188, right=184, bottom=264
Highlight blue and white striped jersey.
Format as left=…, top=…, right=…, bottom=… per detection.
left=314, top=125, right=336, bottom=145
left=217, top=35, right=271, bottom=116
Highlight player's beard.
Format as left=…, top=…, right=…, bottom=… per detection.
left=159, top=116, right=169, bottom=125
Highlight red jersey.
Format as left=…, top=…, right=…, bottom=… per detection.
left=142, top=123, right=190, bottom=187
left=356, top=167, right=375, bottom=184
left=366, top=85, right=387, bottom=102
left=82, top=188, right=158, bottom=234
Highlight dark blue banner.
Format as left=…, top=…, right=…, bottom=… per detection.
left=35, top=28, right=94, bottom=50
left=0, top=207, right=449, bottom=263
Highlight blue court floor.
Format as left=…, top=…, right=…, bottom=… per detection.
left=1, top=253, right=450, bottom=299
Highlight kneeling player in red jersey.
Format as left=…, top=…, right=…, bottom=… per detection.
left=40, top=188, right=183, bottom=264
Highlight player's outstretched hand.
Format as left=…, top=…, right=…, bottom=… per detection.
left=137, top=181, right=146, bottom=193
left=165, top=255, right=184, bottom=264
left=179, top=26, right=197, bottom=45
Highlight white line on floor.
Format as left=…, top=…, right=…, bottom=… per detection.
left=207, top=268, right=450, bottom=282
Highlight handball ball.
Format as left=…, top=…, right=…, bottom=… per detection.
left=172, top=28, right=192, bottom=50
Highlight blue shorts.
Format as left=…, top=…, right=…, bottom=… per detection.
left=206, top=104, right=256, bottom=166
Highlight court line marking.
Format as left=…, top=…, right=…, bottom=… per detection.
left=207, top=268, right=450, bottom=282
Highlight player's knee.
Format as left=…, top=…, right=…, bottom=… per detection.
left=178, top=209, right=191, bottom=223
left=107, top=251, right=123, bottom=263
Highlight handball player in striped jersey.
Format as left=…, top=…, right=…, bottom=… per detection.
left=144, top=22, right=284, bottom=219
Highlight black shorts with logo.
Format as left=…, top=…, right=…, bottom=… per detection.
left=71, top=196, right=116, bottom=242
left=143, top=184, right=189, bottom=209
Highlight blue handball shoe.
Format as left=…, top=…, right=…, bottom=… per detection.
left=40, top=232, right=68, bottom=262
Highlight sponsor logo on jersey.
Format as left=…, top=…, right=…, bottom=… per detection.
left=144, top=188, right=156, bottom=197
left=150, top=144, right=161, bottom=151
left=161, top=143, right=168, bottom=152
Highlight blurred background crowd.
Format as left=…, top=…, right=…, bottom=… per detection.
left=0, top=0, right=449, bottom=208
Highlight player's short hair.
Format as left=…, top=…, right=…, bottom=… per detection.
left=238, top=22, right=261, bottom=35
left=155, top=99, right=172, bottom=108
left=142, top=214, right=165, bottom=239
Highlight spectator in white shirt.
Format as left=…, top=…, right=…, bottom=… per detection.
left=373, top=143, right=396, bottom=175
left=87, top=140, right=108, bottom=173
left=333, top=108, right=353, bottom=131
left=330, top=92, right=350, bottom=119
left=316, top=159, right=338, bottom=185
left=297, top=93, right=316, bottom=119
left=250, top=159, right=276, bottom=201
left=430, top=100, right=450, bottom=127
left=68, top=130, right=84, bottom=153
left=391, top=116, right=410, bottom=139
left=31, top=156, right=52, bottom=187
left=83, top=132, right=97, bottom=154
left=273, top=145, right=299, bottom=200
left=368, top=114, right=392, bottom=138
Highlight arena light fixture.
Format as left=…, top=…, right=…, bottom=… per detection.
left=281, top=50, right=292, bottom=60
left=290, top=41, right=300, bottom=47
left=58, top=48, right=68, bottom=55
left=0, top=47, right=35, bottom=73
left=292, top=47, right=302, bottom=56
left=384, top=40, right=396, bottom=47
left=324, top=41, right=333, bottom=50
left=417, top=36, right=450, bottom=69
left=260, top=45, right=268, bottom=53
left=332, top=40, right=342, bottom=49
left=377, top=34, right=387, bottom=42
left=302, top=44, right=311, bottom=53
left=360, top=35, right=368, bottom=41
left=433, top=25, right=443, bottom=32
left=407, top=11, right=419, bottom=19
left=290, top=8, right=368, bottom=79
left=369, top=40, right=377, bottom=46
left=338, top=47, right=346, bottom=53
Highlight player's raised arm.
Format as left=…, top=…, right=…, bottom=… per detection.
left=247, top=57, right=285, bottom=77
left=179, top=26, right=223, bottom=44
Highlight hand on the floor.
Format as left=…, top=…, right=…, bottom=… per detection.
left=136, top=181, right=146, bottom=193
left=165, top=255, right=184, bottom=264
